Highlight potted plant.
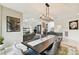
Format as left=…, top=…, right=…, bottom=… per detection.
left=0, top=36, right=4, bottom=50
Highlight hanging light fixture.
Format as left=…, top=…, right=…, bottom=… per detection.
left=40, top=3, right=53, bottom=21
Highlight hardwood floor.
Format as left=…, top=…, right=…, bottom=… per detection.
left=60, top=38, right=79, bottom=54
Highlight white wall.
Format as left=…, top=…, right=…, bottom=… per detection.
left=62, top=18, right=79, bottom=42
left=0, top=6, right=1, bottom=35
left=1, top=6, right=23, bottom=46
left=55, top=18, right=79, bottom=42
left=54, top=4, right=79, bottom=42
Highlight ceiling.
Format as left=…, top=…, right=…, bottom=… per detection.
left=1, top=3, right=79, bottom=20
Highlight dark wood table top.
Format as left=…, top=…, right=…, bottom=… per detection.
left=22, top=38, right=54, bottom=54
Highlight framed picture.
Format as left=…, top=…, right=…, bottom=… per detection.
left=7, top=16, right=20, bottom=32
left=69, top=20, right=78, bottom=30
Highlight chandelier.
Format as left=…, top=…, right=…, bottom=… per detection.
left=40, top=3, right=53, bottom=21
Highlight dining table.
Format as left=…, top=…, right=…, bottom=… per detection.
left=22, top=35, right=55, bottom=54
